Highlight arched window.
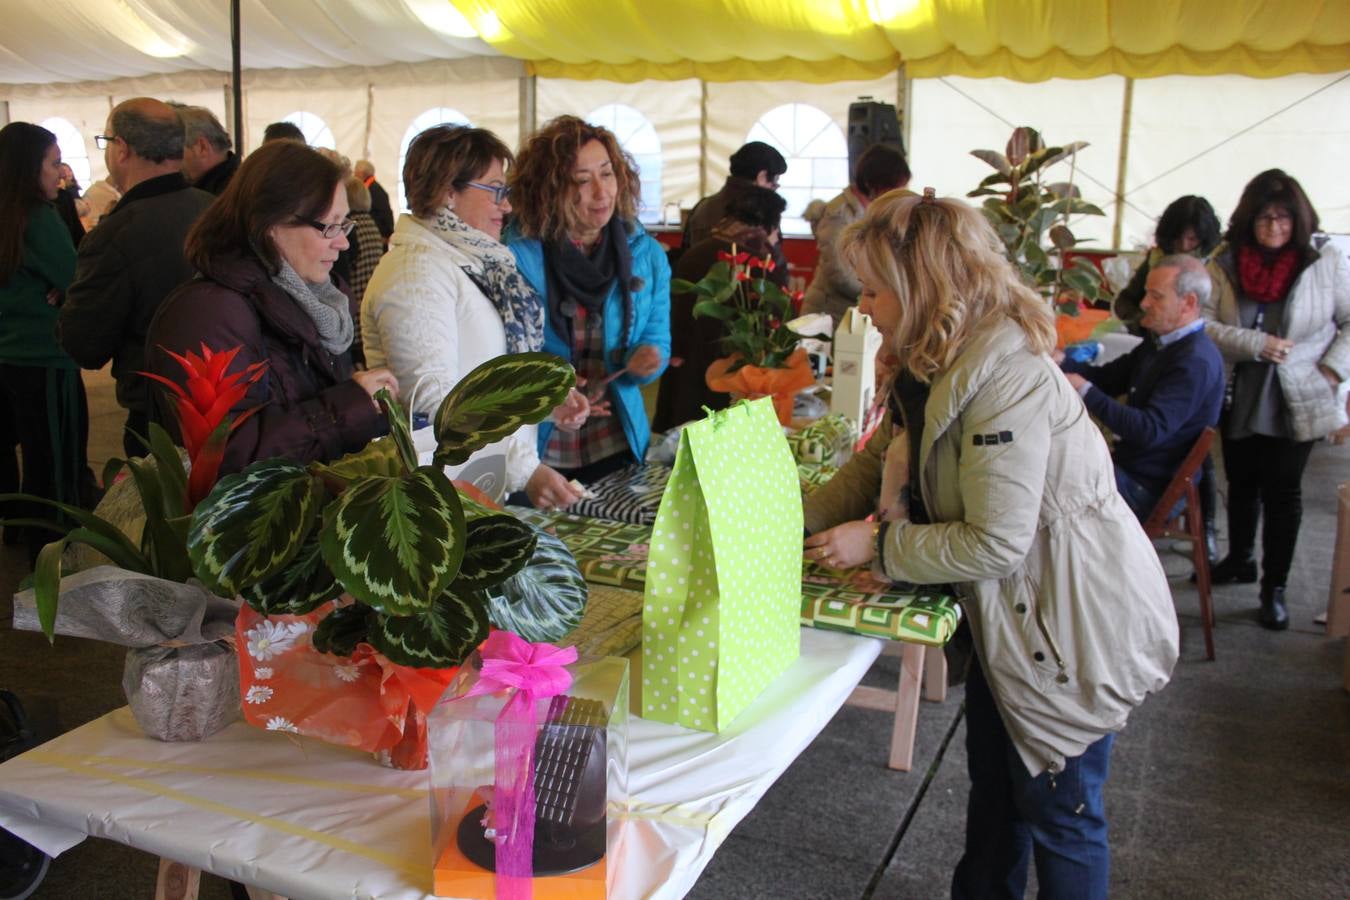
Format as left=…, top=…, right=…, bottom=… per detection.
left=586, top=104, right=662, bottom=226
left=40, top=117, right=91, bottom=188
left=282, top=111, right=335, bottom=150
left=397, top=107, right=471, bottom=212
left=745, top=103, right=849, bottom=235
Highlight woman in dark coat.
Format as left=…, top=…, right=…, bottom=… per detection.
left=146, top=141, right=399, bottom=473
left=0, top=122, right=95, bottom=562
left=652, top=185, right=788, bottom=433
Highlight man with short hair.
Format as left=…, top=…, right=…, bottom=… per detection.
left=59, top=97, right=214, bottom=457
left=354, top=159, right=394, bottom=241
left=262, top=120, right=305, bottom=143
left=1059, top=254, right=1225, bottom=523
left=177, top=105, right=238, bottom=195
left=683, top=141, right=788, bottom=248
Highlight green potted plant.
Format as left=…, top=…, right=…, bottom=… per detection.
left=968, top=126, right=1109, bottom=315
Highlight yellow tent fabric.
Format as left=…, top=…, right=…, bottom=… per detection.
left=449, top=0, right=1350, bottom=82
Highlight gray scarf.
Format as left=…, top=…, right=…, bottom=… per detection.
left=268, top=260, right=354, bottom=355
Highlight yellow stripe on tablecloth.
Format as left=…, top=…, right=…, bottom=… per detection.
left=21, top=752, right=425, bottom=877
left=24, top=750, right=424, bottom=799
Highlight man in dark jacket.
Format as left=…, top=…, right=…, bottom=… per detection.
left=683, top=141, right=787, bottom=248
left=1059, top=254, right=1224, bottom=522
left=355, top=159, right=394, bottom=241
left=59, top=97, right=214, bottom=457
left=177, top=104, right=239, bottom=195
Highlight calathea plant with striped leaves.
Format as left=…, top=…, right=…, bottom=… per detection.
left=186, top=353, right=589, bottom=668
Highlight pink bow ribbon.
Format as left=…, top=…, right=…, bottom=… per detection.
left=462, top=631, right=577, bottom=899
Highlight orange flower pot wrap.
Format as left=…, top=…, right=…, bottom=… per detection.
left=706, top=348, right=816, bottom=426
left=236, top=602, right=459, bottom=769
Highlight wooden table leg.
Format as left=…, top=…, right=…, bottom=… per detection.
left=154, top=858, right=200, bottom=900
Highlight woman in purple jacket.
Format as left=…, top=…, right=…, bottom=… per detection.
left=146, top=141, right=398, bottom=473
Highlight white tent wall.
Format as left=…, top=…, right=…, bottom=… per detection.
left=1124, top=73, right=1350, bottom=248
left=246, top=85, right=366, bottom=158
left=536, top=78, right=702, bottom=224
left=8, top=95, right=116, bottom=187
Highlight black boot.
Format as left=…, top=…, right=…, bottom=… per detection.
left=1199, top=458, right=1219, bottom=565
left=1210, top=554, right=1257, bottom=584
left=1258, top=584, right=1289, bottom=630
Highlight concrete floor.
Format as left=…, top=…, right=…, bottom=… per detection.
left=2, top=367, right=1348, bottom=899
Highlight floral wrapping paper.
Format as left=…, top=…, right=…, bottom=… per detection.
left=235, top=602, right=458, bottom=760
left=516, top=511, right=960, bottom=647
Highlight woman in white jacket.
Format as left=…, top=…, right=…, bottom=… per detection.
left=361, top=125, right=586, bottom=509
left=802, top=190, right=1177, bottom=899
left=1203, top=169, right=1350, bottom=630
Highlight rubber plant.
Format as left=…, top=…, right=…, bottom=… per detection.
left=968, top=126, right=1108, bottom=314
left=185, top=352, right=589, bottom=668
left=0, top=343, right=267, bottom=639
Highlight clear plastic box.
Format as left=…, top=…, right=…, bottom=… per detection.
left=428, top=652, right=629, bottom=898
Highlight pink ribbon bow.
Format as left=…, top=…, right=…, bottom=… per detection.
left=462, top=631, right=577, bottom=899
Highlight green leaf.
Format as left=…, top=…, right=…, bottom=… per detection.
left=1056, top=299, right=1081, bottom=316
left=455, top=514, right=537, bottom=591
left=240, top=530, right=340, bottom=616
left=377, top=388, right=418, bottom=474
left=319, top=438, right=406, bottom=481
left=1048, top=224, right=1076, bottom=251
left=692, top=300, right=735, bottom=320
left=433, top=353, right=574, bottom=467
left=320, top=467, right=465, bottom=616
left=0, top=495, right=148, bottom=570
left=125, top=457, right=192, bottom=582
left=31, top=538, right=68, bottom=642
left=368, top=585, right=490, bottom=667
left=1063, top=267, right=1103, bottom=297
left=146, top=423, right=187, bottom=513
left=488, top=528, right=588, bottom=643
left=188, top=460, right=319, bottom=596
left=312, top=603, right=373, bottom=657
left=1047, top=197, right=1106, bottom=218
left=970, top=149, right=1012, bottom=176
left=670, top=278, right=701, bottom=294
left=101, top=457, right=127, bottom=495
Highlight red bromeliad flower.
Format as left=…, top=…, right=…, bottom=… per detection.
left=141, top=344, right=267, bottom=509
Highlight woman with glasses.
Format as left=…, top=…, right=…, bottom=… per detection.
left=507, top=116, right=671, bottom=484
left=361, top=125, right=588, bottom=511
left=146, top=140, right=398, bottom=472
left=1203, top=169, right=1350, bottom=629
left=0, top=122, right=97, bottom=562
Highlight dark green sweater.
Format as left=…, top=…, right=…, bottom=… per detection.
left=0, top=203, right=77, bottom=367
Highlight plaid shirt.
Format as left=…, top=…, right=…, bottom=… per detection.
left=543, top=307, right=628, bottom=470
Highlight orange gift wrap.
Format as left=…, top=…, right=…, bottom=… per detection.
left=235, top=602, right=459, bottom=768
left=706, top=347, right=816, bottom=426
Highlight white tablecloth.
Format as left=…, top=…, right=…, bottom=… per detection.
left=0, top=628, right=880, bottom=900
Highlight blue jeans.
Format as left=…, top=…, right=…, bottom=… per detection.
left=1114, top=464, right=1162, bottom=522
left=951, top=658, right=1114, bottom=900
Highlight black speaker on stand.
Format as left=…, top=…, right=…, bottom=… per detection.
left=847, top=98, right=905, bottom=180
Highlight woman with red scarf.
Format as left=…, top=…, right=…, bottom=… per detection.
left=1203, top=169, right=1350, bottom=629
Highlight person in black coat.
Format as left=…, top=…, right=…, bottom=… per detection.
left=60, top=98, right=215, bottom=457
left=653, top=186, right=789, bottom=433
left=355, top=159, right=394, bottom=241
left=1060, top=254, right=1224, bottom=520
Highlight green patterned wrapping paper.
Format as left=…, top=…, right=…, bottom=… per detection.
left=517, top=510, right=961, bottom=648
left=786, top=413, right=855, bottom=465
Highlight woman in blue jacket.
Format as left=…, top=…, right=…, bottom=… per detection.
left=507, top=116, right=670, bottom=486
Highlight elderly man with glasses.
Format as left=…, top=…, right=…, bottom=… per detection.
left=60, top=97, right=214, bottom=457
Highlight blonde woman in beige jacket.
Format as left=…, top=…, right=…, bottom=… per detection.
left=1202, top=169, right=1350, bottom=630
left=802, top=190, right=1177, bottom=900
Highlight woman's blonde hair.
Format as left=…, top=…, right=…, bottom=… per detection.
left=509, top=115, right=641, bottom=242
left=839, top=191, right=1055, bottom=382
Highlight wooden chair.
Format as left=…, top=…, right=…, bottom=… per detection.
left=1141, top=426, right=1216, bottom=661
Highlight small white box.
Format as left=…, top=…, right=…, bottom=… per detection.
left=830, top=307, right=883, bottom=426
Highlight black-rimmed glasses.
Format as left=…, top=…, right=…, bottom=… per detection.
left=298, top=217, right=355, bottom=238
left=93, top=134, right=118, bottom=149
left=465, top=181, right=511, bottom=205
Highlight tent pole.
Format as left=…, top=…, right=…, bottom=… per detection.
left=230, top=0, right=243, bottom=150
left=1112, top=77, right=1133, bottom=250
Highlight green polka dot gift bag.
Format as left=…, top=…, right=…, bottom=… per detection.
left=642, top=398, right=802, bottom=732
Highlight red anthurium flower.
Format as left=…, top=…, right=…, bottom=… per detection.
left=735, top=270, right=751, bottom=282
left=140, top=343, right=267, bottom=509
left=716, top=250, right=736, bottom=264
left=733, top=251, right=751, bottom=265
left=761, top=255, right=776, bottom=272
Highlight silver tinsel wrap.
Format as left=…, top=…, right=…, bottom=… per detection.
left=13, top=566, right=242, bottom=742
